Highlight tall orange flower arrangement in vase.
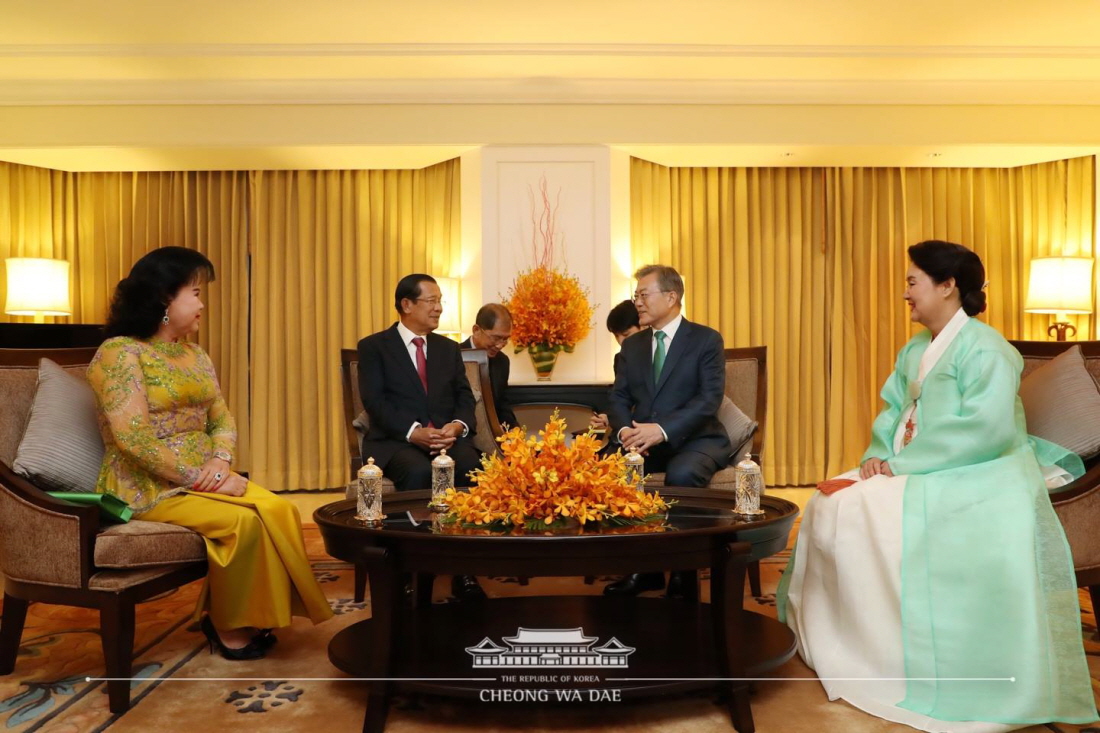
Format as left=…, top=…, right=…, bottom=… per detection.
left=504, top=178, right=595, bottom=381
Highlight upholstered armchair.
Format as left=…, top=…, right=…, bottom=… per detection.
left=0, top=347, right=207, bottom=714
left=339, top=347, right=504, bottom=601
left=642, top=346, right=767, bottom=491
left=1011, top=339, right=1100, bottom=632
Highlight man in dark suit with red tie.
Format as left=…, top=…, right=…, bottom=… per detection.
left=357, top=274, right=482, bottom=493
left=357, top=274, right=486, bottom=600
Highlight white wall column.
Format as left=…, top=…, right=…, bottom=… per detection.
left=472, top=145, right=630, bottom=383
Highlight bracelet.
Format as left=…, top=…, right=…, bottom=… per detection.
left=213, top=450, right=233, bottom=463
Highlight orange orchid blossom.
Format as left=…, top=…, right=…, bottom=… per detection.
left=502, top=176, right=595, bottom=353
left=440, top=413, right=669, bottom=528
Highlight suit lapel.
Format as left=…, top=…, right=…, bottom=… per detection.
left=653, top=319, right=692, bottom=397
left=386, top=325, right=427, bottom=394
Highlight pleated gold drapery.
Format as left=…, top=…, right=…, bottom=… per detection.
left=631, top=156, right=1097, bottom=486
left=249, top=161, right=461, bottom=490
left=1, top=163, right=252, bottom=469
left=632, top=163, right=830, bottom=487
left=0, top=162, right=77, bottom=318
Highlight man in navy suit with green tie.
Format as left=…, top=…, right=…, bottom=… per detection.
left=604, top=264, right=731, bottom=596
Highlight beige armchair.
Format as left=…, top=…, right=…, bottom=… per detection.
left=642, top=346, right=767, bottom=492
left=0, top=347, right=207, bottom=714
left=1011, top=339, right=1100, bottom=634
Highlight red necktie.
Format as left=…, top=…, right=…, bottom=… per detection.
left=411, top=336, right=429, bottom=393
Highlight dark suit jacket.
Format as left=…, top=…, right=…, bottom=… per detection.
left=607, top=318, right=731, bottom=465
left=358, top=324, right=476, bottom=467
left=459, top=337, right=518, bottom=429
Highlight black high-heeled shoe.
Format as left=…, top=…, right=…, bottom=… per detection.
left=252, top=628, right=277, bottom=650
left=199, top=616, right=266, bottom=661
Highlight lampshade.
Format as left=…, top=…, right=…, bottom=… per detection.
left=1024, top=257, right=1094, bottom=314
left=435, top=276, right=461, bottom=334
left=5, top=257, right=72, bottom=321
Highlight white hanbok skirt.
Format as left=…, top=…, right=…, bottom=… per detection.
left=783, top=470, right=1021, bottom=733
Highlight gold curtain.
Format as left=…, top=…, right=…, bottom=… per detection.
left=631, top=156, right=1096, bottom=486
left=0, top=164, right=251, bottom=469
left=249, top=160, right=461, bottom=490
left=0, top=162, right=78, bottom=320
left=632, top=162, right=829, bottom=486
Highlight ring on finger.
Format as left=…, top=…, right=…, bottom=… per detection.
left=214, top=472, right=223, bottom=481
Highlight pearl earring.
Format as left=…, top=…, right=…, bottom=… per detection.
left=162, top=310, right=170, bottom=326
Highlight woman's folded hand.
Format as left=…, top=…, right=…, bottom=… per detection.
left=859, top=457, right=894, bottom=480
left=214, top=472, right=248, bottom=497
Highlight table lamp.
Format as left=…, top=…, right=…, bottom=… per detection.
left=1024, top=256, right=1094, bottom=341
left=4, top=257, right=72, bottom=323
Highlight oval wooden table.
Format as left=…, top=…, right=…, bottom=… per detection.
left=315, top=488, right=799, bottom=733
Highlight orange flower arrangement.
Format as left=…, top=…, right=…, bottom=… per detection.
left=502, top=176, right=595, bottom=377
left=439, top=414, right=669, bottom=529
left=506, top=265, right=595, bottom=351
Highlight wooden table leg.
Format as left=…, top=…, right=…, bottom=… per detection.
left=415, top=573, right=434, bottom=608
left=362, top=548, right=400, bottom=733
left=711, top=541, right=754, bottom=733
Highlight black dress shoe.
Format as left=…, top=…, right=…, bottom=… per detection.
left=603, top=572, right=665, bottom=596
left=451, top=575, right=487, bottom=601
left=665, top=571, right=688, bottom=599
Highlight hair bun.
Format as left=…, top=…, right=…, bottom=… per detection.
left=962, top=290, right=987, bottom=316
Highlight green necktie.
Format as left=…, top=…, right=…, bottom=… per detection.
left=653, top=330, right=667, bottom=382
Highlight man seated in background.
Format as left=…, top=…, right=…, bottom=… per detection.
left=460, top=303, right=518, bottom=429
left=590, top=299, right=644, bottom=431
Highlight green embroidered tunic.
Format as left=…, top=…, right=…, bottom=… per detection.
left=87, top=337, right=236, bottom=513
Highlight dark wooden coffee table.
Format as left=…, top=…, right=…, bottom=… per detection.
left=315, top=488, right=798, bottom=733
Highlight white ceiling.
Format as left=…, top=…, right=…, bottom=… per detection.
left=3, top=0, right=1100, bottom=170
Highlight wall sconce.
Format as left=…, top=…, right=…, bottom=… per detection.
left=1024, top=256, right=1094, bottom=341
left=5, top=257, right=72, bottom=324
left=435, top=276, right=462, bottom=339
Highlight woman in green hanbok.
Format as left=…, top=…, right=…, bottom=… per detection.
left=778, top=240, right=1095, bottom=732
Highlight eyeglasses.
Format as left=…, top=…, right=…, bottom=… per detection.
left=632, top=289, right=671, bottom=303
left=484, top=333, right=510, bottom=345
left=414, top=298, right=445, bottom=307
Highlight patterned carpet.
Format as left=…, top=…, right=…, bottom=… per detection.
left=2, top=523, right=1099, bottom=733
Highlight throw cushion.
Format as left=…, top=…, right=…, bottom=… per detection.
left=717, top=396, right=757, bottom=459
left=1019, top=345, right=1100, bottom=460
left=13, top=358, right=104, bottom=493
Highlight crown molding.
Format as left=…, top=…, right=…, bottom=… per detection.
left=4, top=78, right=1100, bottom=106
left=3, top=42, right=1100, bottom=59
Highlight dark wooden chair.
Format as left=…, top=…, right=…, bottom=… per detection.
left=0, top=346, right=207, bottom=714
left=339, top=346, right=505, bottom=601
left=1011, top=339, right=1100, bottom=634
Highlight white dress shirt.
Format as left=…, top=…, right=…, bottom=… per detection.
left=395, top=321, right=468, bottom=441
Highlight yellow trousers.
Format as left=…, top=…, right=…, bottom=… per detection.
left=138, top=482, right=333, bottom=630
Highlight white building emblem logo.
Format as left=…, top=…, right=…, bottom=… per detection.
left=466, top=627, right=635, bottom=668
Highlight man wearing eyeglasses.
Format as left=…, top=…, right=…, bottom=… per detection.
left=358, top=274, right=486, bottom=600
left=604, top=264, right=732, bottom=597
left=357, top=273, right=482, bottom=493
left=460, top=303, right=518, bottom=429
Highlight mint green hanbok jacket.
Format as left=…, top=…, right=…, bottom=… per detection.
left=782, top=317, right=1095, bottom=724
